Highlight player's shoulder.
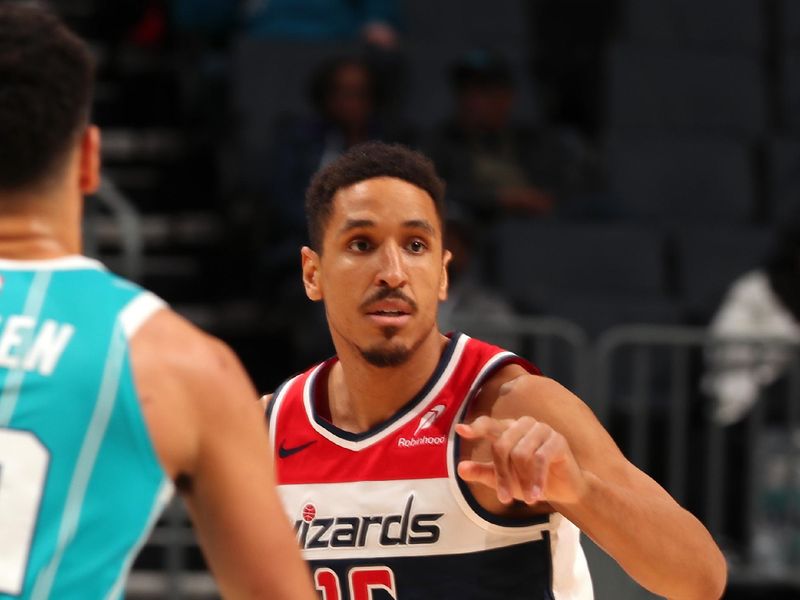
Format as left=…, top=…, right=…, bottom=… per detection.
left=474, top=364, right=585, bottom=425
left=131, top=307, right=244, bottom=390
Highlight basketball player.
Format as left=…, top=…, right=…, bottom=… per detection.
left=0, top=6, right=315, bottom=599
left=264, top=142, right=727, bottom=599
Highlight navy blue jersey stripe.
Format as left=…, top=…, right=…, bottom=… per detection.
left=453, top=353, right=550, bottom=528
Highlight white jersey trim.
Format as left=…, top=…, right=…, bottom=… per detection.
left=551, top=516, right=594, bottom=599
left=0, top=255, right=105, bottom=271
left=302, top=334, right=471, bottom=451
left=119, top=292, right=167, bottom=339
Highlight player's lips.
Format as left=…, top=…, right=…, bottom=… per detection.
left=364, top=300, right=413, bottom=326
left=366, top=312, right=412, bottom=327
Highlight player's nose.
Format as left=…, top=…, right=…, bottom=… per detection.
left=375, top=242, right=407, bottom=288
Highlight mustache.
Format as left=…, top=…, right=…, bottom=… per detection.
left=360, top=287, right=418, bottom=313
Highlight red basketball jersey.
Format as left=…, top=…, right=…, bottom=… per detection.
left=267, top=333, right=593, bottom=599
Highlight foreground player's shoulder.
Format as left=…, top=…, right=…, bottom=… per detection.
left=131, top=308, right=248, bottom=391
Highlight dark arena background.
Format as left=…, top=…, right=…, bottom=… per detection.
left=10, top=0, right=800, bottom=598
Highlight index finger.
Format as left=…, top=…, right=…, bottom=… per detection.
left=456, top=416, right=516, bottom=441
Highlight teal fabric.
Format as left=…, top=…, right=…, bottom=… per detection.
left=0, top=260, right=170, bottom=599
left=171, top=0, right=399, bottom=39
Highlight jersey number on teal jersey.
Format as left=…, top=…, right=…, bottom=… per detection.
left=0, top=428, right=50, bottom=595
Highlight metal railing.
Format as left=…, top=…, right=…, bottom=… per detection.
left=83, top=176, right=144, bottom=281
left=595, top=325, right=800, bottom=587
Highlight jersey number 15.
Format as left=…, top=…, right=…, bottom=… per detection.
left=315, top=565, right=397, bottom=600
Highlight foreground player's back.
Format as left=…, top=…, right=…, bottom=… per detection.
left=0, top=257, right=170, bottom=598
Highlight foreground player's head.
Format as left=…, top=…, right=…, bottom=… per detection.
left=0, top=5, right=98, bottom=206
left=302, top=142, right=451, bottom=367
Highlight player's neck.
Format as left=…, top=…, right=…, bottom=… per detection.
left=327, top=330, right=450, bottom=433
left=0, top=191, right=82, bottom=259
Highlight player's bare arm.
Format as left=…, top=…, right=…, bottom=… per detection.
left=458, top=364, right=727, bottom=600
left=130, top=309, right=315, bottom=600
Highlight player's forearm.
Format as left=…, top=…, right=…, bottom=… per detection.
left=555, top=470, right=727, bottom=600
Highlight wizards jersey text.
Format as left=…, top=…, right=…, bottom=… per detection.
left=267, top=333, right=594, bottom=599
left=0, top=256, right=172, bottom=600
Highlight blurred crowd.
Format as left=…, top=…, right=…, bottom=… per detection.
left=23, top=0, right=800, bottom=404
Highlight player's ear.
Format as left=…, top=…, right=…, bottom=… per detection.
left=301, top=246, right=323, bottom=301
left=78, top=125, right=101, bottom=195
left=439, top=250, right=452, bottom=301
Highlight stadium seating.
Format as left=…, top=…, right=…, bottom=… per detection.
left=606, top=44, right=766, bottom=137
left=606, top=136, right=756, bottom=224
left=672, top=225, right=774, bottom=322
left=402, top=0, right=529, bottom=46
left=622, top=0, right=763, bottom=50
left=767, top=137, right=800, bottom=223
left=491, top=220, right=678, bottom=334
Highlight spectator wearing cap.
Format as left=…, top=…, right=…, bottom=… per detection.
left=423, top=49, right=573, bottom=223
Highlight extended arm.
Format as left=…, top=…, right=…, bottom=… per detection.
left=458, top=368, right=726, bottom=600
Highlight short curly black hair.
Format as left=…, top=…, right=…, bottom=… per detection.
left=0, top=4, right=94, bottom=192
left=305, top=142, right=446, bottom=251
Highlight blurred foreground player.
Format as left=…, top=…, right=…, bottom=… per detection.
left=0, top=6, right=314, bottom=599
left=264, top=142, right=727, bottom=599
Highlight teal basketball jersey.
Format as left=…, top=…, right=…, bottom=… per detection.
left=0, top=256, right=173, bottom=600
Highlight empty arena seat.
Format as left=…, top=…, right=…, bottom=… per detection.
left=606, top=136, right=755, bottom=224
left=491, top=220, right=674, bottom=333
left=606, top=44, right=766, bottom=137
left=673, top=225, right=774, bottom=321
left=767, top=137, right=800, bottom=223
left=779, top=0, right=800, bottom=47
left=780, top=52, right=800, bottom=133
left=403, top=0, right=529, bottom=46
left=622, top=0, right=763, bottom=50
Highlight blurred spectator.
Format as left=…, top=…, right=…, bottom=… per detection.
left=425, top=49, right=590, bottom=224
left=172, top=0, right=399, bottom=48
left=265, top=56, right=408, bottom=243
left=703, top=221, right=800, bottom=424
left=438, top=214, right=520, bottom=352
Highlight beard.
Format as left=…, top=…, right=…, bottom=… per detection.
left=359, top=343, right=412, bottom=367
left=357, top=326, right=430, bottom=368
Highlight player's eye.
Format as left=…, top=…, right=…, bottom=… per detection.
left=407, top=239, right=427, bottom=254
left=348, top=238, right=372, bottom=252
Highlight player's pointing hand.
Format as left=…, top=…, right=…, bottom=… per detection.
left=456, top=416, right=589, bottom=507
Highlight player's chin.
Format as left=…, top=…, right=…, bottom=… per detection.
left=358, top=342, right=412, bottom=368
